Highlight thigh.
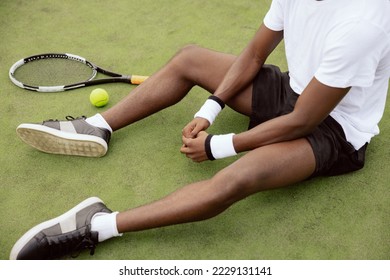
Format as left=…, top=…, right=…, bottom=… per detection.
left=215, top=138, right=316, bottom=200
left=182, top=45, right=253, bottom=116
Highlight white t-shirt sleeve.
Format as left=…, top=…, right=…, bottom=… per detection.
left=263, top=0, right=285, bottom=31
left=315, top=20, right=386, bottom=89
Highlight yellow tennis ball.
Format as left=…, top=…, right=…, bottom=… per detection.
left=90, top=88, right=109, bottom=107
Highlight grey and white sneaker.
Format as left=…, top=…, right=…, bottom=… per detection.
left=10, top=197, right=112, bottom=260
left=16, top=116, right=111, bottom=157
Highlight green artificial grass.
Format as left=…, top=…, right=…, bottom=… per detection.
left=0, top=0, right=389, bottom=260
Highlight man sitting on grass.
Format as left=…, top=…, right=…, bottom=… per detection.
left=10, top=0, right=390, bottom=259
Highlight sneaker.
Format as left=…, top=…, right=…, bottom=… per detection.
left=16, top=116, right=111, bottom=157
left=10, top=197, right=112, bottom=260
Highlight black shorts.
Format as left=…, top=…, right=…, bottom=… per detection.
left=249, top=65, right=367, bottom=177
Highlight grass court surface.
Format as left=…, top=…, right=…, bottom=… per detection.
left=0, top=0, right=389, bottom=260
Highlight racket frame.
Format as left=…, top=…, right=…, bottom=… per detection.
left=9, top=53, right=147, bottom=92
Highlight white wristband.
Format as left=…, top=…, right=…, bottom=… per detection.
left=207, top=133, right=237, bottom=160
left=194, top=97, right=224, bottom=125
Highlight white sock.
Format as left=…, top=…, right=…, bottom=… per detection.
left=91, top=212, right=122, bottom=242
left=86, top=114, right=113, bottom=133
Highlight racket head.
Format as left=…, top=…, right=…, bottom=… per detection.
left=9, top=53, right=98, bottom=92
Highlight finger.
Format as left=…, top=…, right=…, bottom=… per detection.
left=180, top=144, right=189, bottom=154
left=182, top=123, right=195, bottom=138
left=180, top=147, right=186, bottom=154
left=182, top=135, right=191, bottom=146
left=189, top=126, right=200, bottom=138
left=182, top=126, right=190, bottom=138
left=190, top=123, right=206, bottom=138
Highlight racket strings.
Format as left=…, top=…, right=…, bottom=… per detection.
left=13, top=59, right=95, bottom=87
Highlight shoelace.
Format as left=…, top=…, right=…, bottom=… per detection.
left=47, top=227, right=98, bottom=259
left=65, top=116, right=86, bottom=121
left=71, top=231, right=98, bottom=258
left=45, top=116, right=86, bottom=122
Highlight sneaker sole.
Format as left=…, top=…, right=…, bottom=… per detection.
left=10, top=197, right=103, bottom=260
left=16, top=123, right=108, bottom=157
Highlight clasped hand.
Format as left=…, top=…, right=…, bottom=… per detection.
left=180, top=117, right=210, bottom=162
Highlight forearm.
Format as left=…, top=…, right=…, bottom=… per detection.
left=191, top=25, right=283, bottom=132
left=213, top=48, right=263, bottom=103
left=201, top=77, right=351, bottom=161
left=233, top=112, right=315, bottom=153
left=214, top=24, right=283, bottom=103
left=233, top=78, right=351, bottom=153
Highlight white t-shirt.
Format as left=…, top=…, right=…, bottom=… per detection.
left=264, top=0, right=390, bottom=149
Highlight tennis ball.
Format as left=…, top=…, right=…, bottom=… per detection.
left=90, top=88, right=109, bottom=107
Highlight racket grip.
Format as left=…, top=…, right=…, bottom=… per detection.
left=130, top=75, right=149, bottom=85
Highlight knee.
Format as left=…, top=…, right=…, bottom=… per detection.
left=171, top=44, right=203, bottom=69
left=175, top=44, right=202, bottom=58
left=208, top=169, right=253, bottom=207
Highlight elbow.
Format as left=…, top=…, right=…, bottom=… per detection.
left=288, top=111, right=319, bottom=138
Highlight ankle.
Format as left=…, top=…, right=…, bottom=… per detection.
left=86, top=114, right=113, bottom=133
left=91, top=212, right=122, bottom=242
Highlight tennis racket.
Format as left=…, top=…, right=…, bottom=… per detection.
left=9, top=53, right=149, bottom=92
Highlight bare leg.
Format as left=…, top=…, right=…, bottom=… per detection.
left=116, top=138, right=315, bottom=232
left=101, top=45, right=253, bottom=131
left=103, top=46, right=316, bottom=233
